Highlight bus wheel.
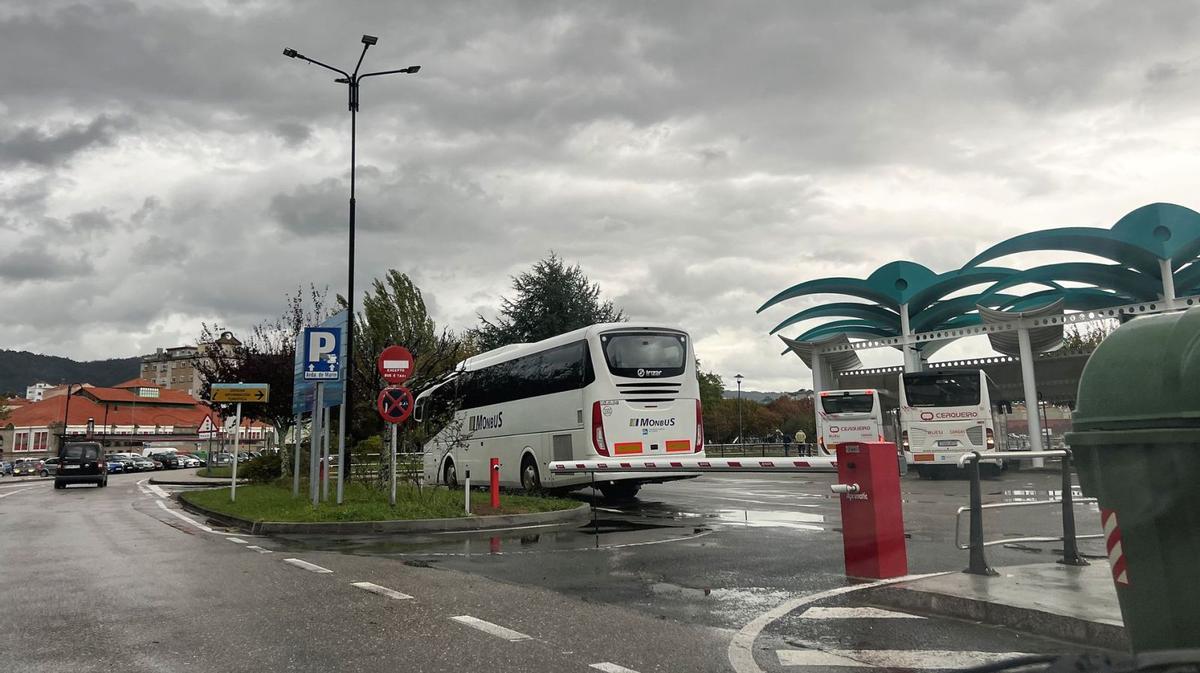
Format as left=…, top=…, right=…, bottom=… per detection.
left=444, top=460, right=459, bottom=489
left=599, top=482, right=640, bottom=502
left=520, top=457, right=541, bottom=493
left=915, top=466, right=933, bottom=480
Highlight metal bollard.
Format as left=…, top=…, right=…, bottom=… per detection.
left=490, top=458, right=500, bottom=509
left=965, top=452, right=998, bottom=576
left=1059, top=449, right=1088, bottom=567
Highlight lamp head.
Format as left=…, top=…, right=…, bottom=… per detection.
left=282, top=48, right=299, bottom=58
left=361, top=34, right=378, bottom=46
left=404, top=65, right=421, bottom=74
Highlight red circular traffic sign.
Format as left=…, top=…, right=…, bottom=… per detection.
left=377, top=386, right=415, bottom=425
left=377, top=345, right=414, bottom=384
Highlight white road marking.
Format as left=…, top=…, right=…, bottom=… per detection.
left=777, top=648, right=1033, bottom=669
left=246, top=545, right=273, bottom=554
left=0, top=486, right=36, bottom=499
left=590, top=663, right=641, bottom=673
left=225, top=537, right=248, bottom=544
left=802, top=607, right=924, bottom=620
left=155, top=500, right=215, bottom=532
left=283, top=558, right=333, bottom=574
left=148, top=483, right=170, bottom=499
left=450, top=615, right=532, bottom=642
left=727, top=572, right=950, bottom=673
left=351, top=581, right=413, bottom=600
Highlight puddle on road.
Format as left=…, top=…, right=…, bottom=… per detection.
left=711, top=509, right=825, bottom=531
left=647, top=581, right=796, bottom=626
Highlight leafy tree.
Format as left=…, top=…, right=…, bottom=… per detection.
left=766, top=395, right=816, bottom=439
left=1063, top=320, right=1116, bottom=350
left=473, top=253, right=625, bottom=351
left=196, top=285, right=332, bottom=444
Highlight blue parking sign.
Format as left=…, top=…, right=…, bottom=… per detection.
left=303, top=327, right=342, bottom=380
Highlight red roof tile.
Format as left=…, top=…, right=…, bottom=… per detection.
left=113, top=378, right=161, bottom=389
left=4, top=394, right=215, bottom=429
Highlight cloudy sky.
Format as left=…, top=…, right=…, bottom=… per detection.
left=2, top=0, right=1198, bottom=391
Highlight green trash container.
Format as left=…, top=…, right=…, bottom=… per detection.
left=1066, top=306, right=1200, bottom=652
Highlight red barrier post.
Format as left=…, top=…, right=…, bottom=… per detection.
left=490, top=458, right=500, bottom=509
left=833, top=442, right=908, bottom=579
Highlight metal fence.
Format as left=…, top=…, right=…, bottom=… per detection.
left=956, top=450, right=1101, bottom=575
left=703, top=443, right=823, bottom=458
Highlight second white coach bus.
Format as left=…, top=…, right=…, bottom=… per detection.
left=816, top=388, right=898, bottom=455
left=898, top=368, right=1007, bottom=478
left=418, top=323, right=703, bottom=500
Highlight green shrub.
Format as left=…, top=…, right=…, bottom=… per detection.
left=243, top=452, right=282, bottom=483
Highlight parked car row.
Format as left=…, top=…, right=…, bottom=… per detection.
left=3, top=451, right=209, bottom=477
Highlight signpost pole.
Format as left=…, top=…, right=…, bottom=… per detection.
left=322, top=406, right=331, bottom=501
left=337, top=403, right=346, bottom=504
left=390, top=422, right=397, bottom=507
left=230, top=402, right=242, bottom=502
left=310, top=383, right=324, bottom=506
left=293, top=412, right=302, bottom=497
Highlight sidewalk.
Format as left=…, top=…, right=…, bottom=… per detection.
left=149, top=468, right=246, bottom=486
left=868, top=562, right=1127, bottom=650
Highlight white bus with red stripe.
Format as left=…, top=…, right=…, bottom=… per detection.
left=417, top=323, right=703, bottom=500
left=816, top=388, right=897, bottom=455
left=899, top=368, right=1007, bottom=478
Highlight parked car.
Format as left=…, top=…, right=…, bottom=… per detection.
left=40, top=457, right=61, bottom=477
left=131, top=455, right=156, bottom=471
left=176, top=454, right=201, bottom=468
left=12, top=459, right=42, bottom=477
left=148, top=458, right=164, bottom=470
left=1, top=461, right=12, bottom=476
left=211, top=453, right=233, bottom=466
left=108, top=455, right=136, bottom=472
left=105, top=457, right=125, bottom=473
left=54, top=442, right=107, bottom=488
left=149, top=452, right=179, bottom=469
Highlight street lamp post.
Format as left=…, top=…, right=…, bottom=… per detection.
left=283, top=36, right=420, bottom=462
left=734, top=374, right=744, bottom=445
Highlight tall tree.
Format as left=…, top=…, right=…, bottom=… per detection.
left=473, top=253, right=625, bottom=351
left=196, top=285, right=331, bottom=440
left=1063, top=320, right=1116, bottom=349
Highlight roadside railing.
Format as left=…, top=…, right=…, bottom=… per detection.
left=704, top=443, right=823, bottom=458
left=956, top=449, right=1101, bottom=575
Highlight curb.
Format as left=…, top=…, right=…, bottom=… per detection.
left=866, top=583, right=1128, bottom=650
left=178, top=496, right=591, bottom=535
left=1, top=476, right=55, bottom=483
left=150, top=478, right=248, bottom=486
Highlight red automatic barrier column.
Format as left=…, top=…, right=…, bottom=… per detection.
left=490, top=458, right=500, bottom=509
left=834, top=442, right=908, bottom=579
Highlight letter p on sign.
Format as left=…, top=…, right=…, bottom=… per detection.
left=303, top=327, right=342, bottom=380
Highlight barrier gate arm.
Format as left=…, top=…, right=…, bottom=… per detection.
left=548, top=456, right=838, bottom=474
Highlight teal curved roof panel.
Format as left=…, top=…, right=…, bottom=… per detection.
left=909, top=292, right=1020, bottom=332
left=796, top=320, right=899, bottom=342
left=769, top=302, right=900, bottom=335
left=906, top=267, right=1019, bottom=314
left=999, top=287, right=1130, bottom=313
left=977, top=262, right=1163, bottom=303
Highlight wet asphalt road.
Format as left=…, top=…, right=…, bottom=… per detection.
left=0, top=468, right=1106, bottom=673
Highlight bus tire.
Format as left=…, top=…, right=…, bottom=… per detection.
left=599, top=482, right=640, bottom=502
left=443, top=460, right=459, bottom=489
left=520, top=456, right=541, bottom=493
left=915, top=466, right=934, bottom=480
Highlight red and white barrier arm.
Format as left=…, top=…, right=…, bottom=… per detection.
left=548, top=457, right=837, bottom=474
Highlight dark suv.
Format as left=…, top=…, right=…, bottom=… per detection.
left=150, top=452, right=180, bottom=469
left=54, top=442, right=108, bottom=489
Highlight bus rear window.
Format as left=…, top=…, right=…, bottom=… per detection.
left=601, top=332, right=686, bottom=378
left=903, top=373, right=980, bottom=407
left=821, top=393, right=874, bottom=414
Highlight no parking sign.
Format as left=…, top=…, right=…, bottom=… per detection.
left=377, top=386, right=414, bottom=425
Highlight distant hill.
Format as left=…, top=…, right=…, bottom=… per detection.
left=721, top=389, right=812, bottom=404
left=0, top=350, right=143, bottom=396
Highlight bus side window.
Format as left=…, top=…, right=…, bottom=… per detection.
left=414, top=396, right=425, bottom=422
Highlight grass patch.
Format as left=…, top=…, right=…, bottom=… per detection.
left=197, top=466, right=233, bottom=478
left=181, top=480, right=579, bottom=523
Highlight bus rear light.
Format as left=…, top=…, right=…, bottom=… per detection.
left=986, top=428, right=995, bottom=449
left=695, top=399, right=704, bottom=453
left=901, top=430, right=909, bottom=451
left=591, top=401, right=609, bottom=456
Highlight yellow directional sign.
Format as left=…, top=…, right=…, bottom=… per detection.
left=210, top=383, right=270, bottom=404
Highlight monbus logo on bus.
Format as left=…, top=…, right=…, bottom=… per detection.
left=468, top=412, right=504, bottom=432
left=629, top=418, right=677, bottom=428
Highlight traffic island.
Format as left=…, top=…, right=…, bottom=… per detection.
left=149, top=467, right=248, bottom=486
left=179, top=481, right=589, bottom=535
left=866, top=563, right=1128, bottom=650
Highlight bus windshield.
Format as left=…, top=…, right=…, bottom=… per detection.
left=903, top=372, right=980, bottom=407
left=821, top=393, right=874, bottom=414
left=601, top=332, right=687, bottom=376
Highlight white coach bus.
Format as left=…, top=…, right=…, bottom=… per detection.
left=898, top=368, right=1007, bottom=478
left=816, top=388, right=898, bottom=455
left=417, top=323, right=704, bottom=500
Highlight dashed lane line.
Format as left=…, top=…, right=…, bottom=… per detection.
left=777, top=649, right=1034, bottom=669
left=801, top=607, right=924, bottom=620
left=450, top=615, right=532, bottom=642
left=155, top=500, right=215, bottom=533
left=590, top=663, right=641, bottom=673
left=283, top=558, right=333, bottom=574
left=351, top=581, right=413, bottom=600
left=226, top=537, right=248, bottom=544
left=0, top=486, right=36, bottom=499
left=246, top=546, right=273, bottom=554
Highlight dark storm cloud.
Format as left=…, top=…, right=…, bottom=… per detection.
left=272, top=121, right=312, bottom=147
left=0, top=115, right=131, bottom=167
left=0, top=239, right=93, bottom=282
